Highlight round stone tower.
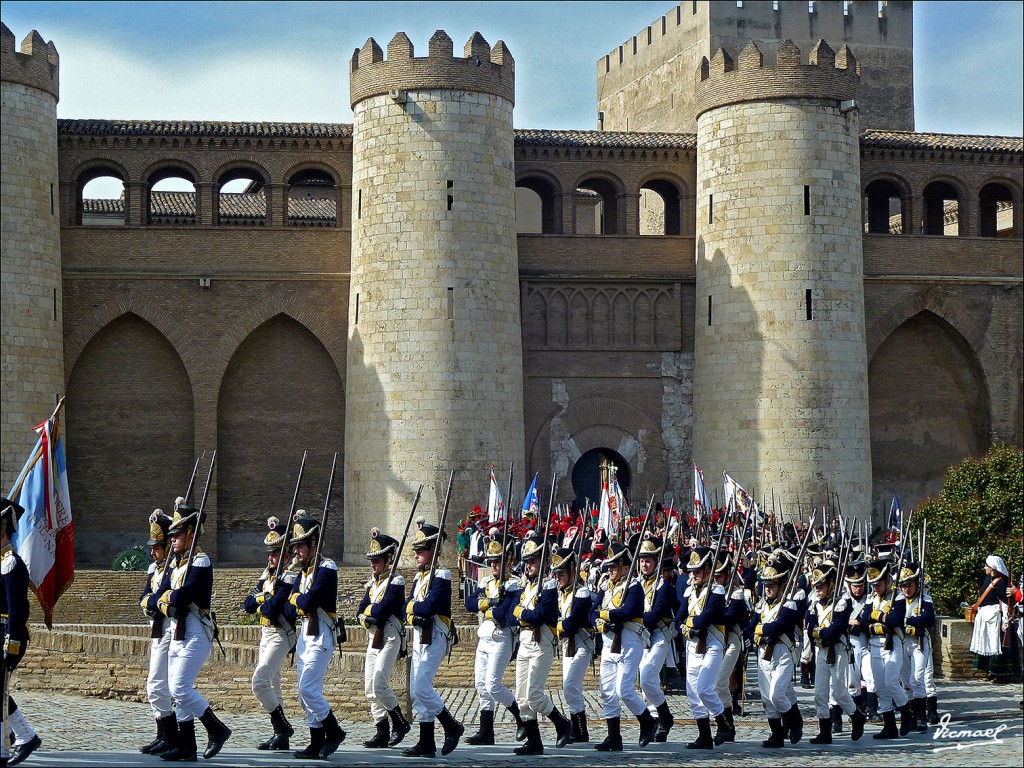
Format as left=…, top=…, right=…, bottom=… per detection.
left=692, top=40, right=872, bottom=521
left=345, top=30, right=525, bottom=560
left=1, top=24, right=64, bottom=486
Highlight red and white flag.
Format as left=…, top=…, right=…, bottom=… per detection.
left=487, top=465, right=505, bottom=522
left=9, top=400, right=75, bottom=628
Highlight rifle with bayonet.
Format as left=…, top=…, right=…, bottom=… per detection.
left=523, top=475, right=558, bottom=643
left=371, top=483, right=422, bottom=651
left=273, top=451, right=308, bottom=584
left=824, top=518, right=852, bottom=665
left=695, top=498, right=732, bottom=655
left=174, top=450, right=217, bottom=642
left=610, top=493, right=656, bottom=654
left=180, top=451, right=207, bottom=508
left=762, top=511, right=816, bottom=662
left=420, top=469, right=456, bottom=647
left=564, top=508, right=590, bottom=658
left=883, top=508, right=913, bottom=652
left=306, top=452, right=339, bottom=638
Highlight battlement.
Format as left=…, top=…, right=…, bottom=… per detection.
left=349, top=29, right=514, bottom=108
left=0, top=23, right=59, bottom=100
left=694, top=38, right=859, bottom=118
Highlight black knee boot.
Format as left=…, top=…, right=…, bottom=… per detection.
left=851, top=707, right=867, bottom=741
left=160, top=719, right=197, bottom=762
left=783, top=703, right=803, bottom=744
left=401, top=721, right=435, bottom=758
left=898, top=702, right=914, bottom=736
left=637, top=709, right=658, bottom=748
left=809, top=717, right=832, bottom=744
left=913, top=698, right=928, bottom=733
left=436, top=707, right=464, bottom=756
left=388, top=706, right=411, bottom=747
left=655, top=701, right=675, bottom=743
left=686, top=716, right=713, bottom=749
left=260, top=705, right=293, bottom=750
left=831, top=704, right=843, bottom=733
left=514, top=720, right=544, bottom=756
left=866, top=691, right=880, bottom=721
left=294, top=727, right=325, bottom=759
left=926, top=695, right=939, bottom=725
left=198, top=708, right=232, bottom=760
left=140, top=716, right=165, bottom=754
left=570, top=711, right=590, bottom=743
left=594, top=717, right=622, bottom=751
left=873, top=709, right=899, bottom=739
left=714, top=709, right=735, bottom=745
left=761, top=717, right=785, bottom=748
left=548, top=707, right=571, bottom=749
left=363, top=716, right=391, bottom=748
left=466, top=708, right=496, bottom=746
left=508, top=701, right=528, bottom=742
left=319, top=710, right=346, bottom=758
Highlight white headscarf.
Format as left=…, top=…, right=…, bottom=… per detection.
left=986, top=555, right=1009, bottom=577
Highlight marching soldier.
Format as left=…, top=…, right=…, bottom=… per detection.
left=403, top=518, right=464, bottom=758
left=243, top=517, right=298, bottom=751
left=510, top=533, right=571, bottom=755
left=899, top=561, right=934, bottom=733
left=676, top=546, right=728, bottom=750
left=845, top=561, right=875, bottom=720
left=139, top=509, right=176, bottom=756
left=155, top=505, right=233, bottom=762
left=862, top=558, right=911, bottom=738
left=2, top=497, right=41, bottom=768
left=552, top=540, right=595, bottom=745
left=287, top=513, right=346, bottom=759
left=593, top=541, right=657, bottom=751
left=637, top=534, right=679, bottom=743
left=805, top=561, right=866, bottom=744
left=464, top=527, right=525, bottom=746
left=356, top=527, right=412, bottom=749
left=712, top=548, right=746, bottom=745
left=748, top=563, right=803, bottom=748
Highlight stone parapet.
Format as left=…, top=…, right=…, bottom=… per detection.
left=0, top=23, right=58, bottom=100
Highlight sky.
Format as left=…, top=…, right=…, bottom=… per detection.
left=2, top=1, right=1021, bottom=136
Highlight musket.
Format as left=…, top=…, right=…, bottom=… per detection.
left=919, top=519, right=930, bottom=651
left=882, top=508, right=913, bottom=651
left=273, top=451, right=308, bottom=584
left=824, top=518, right=852, bottom=665
left=695, top=498, right=732, bottom=655
left=610, top=493, right=656, bottom=654
left=505, top=462, right=515, bottom=522
left=174, top=450, right=217, bottom=642
left=524, top=475, right=558, bottom=643
left=763, top=511, right=816, bottom=662
left=182, top=450, right=207, bottom=507
left=420, top=469, right=456, bottom=647
left=305, top=452, right=339, bottom=638
left=565, top=505, right=592, bottom=658
left=370, top=483, right=423, bottom=651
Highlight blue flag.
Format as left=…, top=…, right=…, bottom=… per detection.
left=888, top=494, right=901, bottom=530
left=522, top=473, right=540, bottom=516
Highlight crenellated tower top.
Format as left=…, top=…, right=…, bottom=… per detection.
left=0, top=23, right=59, bottom=100
left=694, top=38, right=858, bottom=119
left=349, top=29, right=514, bottom=108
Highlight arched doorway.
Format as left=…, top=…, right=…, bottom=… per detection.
left=571, top=448, right=631, bottom=511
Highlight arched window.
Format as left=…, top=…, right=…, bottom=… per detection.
left=216, top=168, right=267, bottom=226
left=147, top=166, right=196, bottom=225
left=571, top=448, right=631, bottom=511
left=978, top=182, right=1016, bottom=238
left=640, top=179, right=683, bottom=235
left=577, top=177, right=620, bottom=234
left=863, top=179, right=905, bottom=234
left=77, top=168, right=126, bottom=226
left=922, top=180, right=961, bottom=236
left=516, top=176, right=558, bottom=233
left=287, top=168, right=336, bottom=227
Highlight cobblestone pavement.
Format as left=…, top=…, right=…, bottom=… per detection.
left=11, top=677, right=1023, bottom=767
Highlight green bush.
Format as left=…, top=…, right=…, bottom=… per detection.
left=916, top=442, right=1023, bottom=616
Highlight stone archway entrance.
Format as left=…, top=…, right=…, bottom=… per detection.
left=571, top=447, right=631, bottom=510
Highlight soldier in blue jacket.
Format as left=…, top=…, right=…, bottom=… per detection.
left=138, top=509, right=175, bottom=756
left=464, top=527, right=526, bottom=746
left=244, top=516, right=298, bottom=751
left=2, top=497, right=41, bottom=768
left=552, top=539, right=595, bottom=744
left=288, top=514, right=346, bottom=759
left=899, top=562, right=934, bottom=733
left=637, top=534, right=679, bottom=743
left=862, top=558, right=910, bottom=739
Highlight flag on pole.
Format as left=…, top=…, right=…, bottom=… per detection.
left=487, top=465, right=505, bottom=522
left=521, top=473, right=540, bottom=518
left=9, top=400, right=75, bottom=629
left=723, top=472, right=747, bottom=513
left=888, top=494, right=901, bottom=532
left=694, top=464, right=711, bottom=522
left=598, top=467, right=619, bottom=537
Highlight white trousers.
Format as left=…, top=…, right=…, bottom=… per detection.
left=713, top=632, right=742, bottom=710
left=516, top=629, right=556, bottom=720
left=814, top=645, right=856, bottom=718
left=296, top=619, right=335, bottom=726
left=253, top=625, right=295, bottom=713
left=599, top=630, right=646, bottom=719
left=168, top=618, right=212, bottom=721
left=147, top=623, right=173, bottom=718
left=410, top=625, right=447, bottom=722
left=364, top=623, right=402, bottom=721
left=474, top=627, right=516, bottom=712
left=757, top=643, right=795, bottom=719
left=869, top=635, right=908, bottom=713
left=902, top=633, right=931, bottom=699
left=924, top=643, right=936, bottom=696
left=685, top=635, right=724, bottom=719
left=561, top=635, right=594, bottom=715
left=848, top=635, right=872, bottom=693
left=639, top=630, right=671, bottom=710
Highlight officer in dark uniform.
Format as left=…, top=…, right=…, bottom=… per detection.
left=2, top=497, right=42, bottom=768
